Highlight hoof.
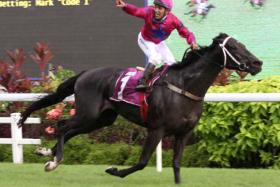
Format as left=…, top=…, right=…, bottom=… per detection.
left=105, top=167, right=118, bottom=176
left=35, top=147, right=52, bottom=157
left=44, top=161, right=58, bottom=172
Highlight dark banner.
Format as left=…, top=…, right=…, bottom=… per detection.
left=0, top=0, right=145, bottom=76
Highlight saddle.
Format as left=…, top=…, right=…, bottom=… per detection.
left=110, top=65, right=169, bottom=121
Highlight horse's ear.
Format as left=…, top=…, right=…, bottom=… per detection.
left=212, top=33, right=229, bottom=43
left=218, top=33, right=228, bottom=38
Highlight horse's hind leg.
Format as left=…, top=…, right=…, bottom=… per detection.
left=106, top=127, right=164, bottom=178
left=35, top=119, right=71, bottom=158
left=44, top=117, right=84, bottom=171
left=35, top=119, right=77, bottom=157
left=35, top=117, right=87, bottom=157
left=44, top=110, right=118, bottom=172
left=49, top=110, right=118, bottom=157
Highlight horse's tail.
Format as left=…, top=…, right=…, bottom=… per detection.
left=18, top=71, right=85, bottom=127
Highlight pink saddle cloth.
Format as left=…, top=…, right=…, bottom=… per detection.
left=110, top=66, right=168, bottom=106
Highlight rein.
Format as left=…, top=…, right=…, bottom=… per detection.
left=165, top=36, right=244, bottom=101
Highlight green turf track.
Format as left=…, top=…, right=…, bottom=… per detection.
left=1, top=163, right=280, bottom=187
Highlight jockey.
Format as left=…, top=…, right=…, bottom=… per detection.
left=196, top=0, right=209, bottom=14
left=116, top=0, right=199, bottom=91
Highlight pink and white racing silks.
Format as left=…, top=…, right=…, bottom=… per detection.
left=122, top=4, right=196, bottom=45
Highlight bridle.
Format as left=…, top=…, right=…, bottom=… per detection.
left=219, top=36, right=248, bottom=71
left=164, top=36, right=250, bottom=101
left=190, top=36, right=249, bottom=71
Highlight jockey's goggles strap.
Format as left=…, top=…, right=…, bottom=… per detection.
left=164, top=81, right=203, bottom=101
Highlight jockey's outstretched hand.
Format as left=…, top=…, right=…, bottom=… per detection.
left=116, top=0, right=126, bottom=8
left=191, top=43, right=200, bottom=50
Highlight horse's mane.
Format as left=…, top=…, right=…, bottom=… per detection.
left=169, top=33, right=228, bottom=69
left=170, top=46, right=210, bottom=69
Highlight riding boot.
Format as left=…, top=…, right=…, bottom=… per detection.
left=135, top=63, right=156, bottom=91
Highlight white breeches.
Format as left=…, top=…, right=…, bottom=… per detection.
left=137, top=33, right=176, bottom=66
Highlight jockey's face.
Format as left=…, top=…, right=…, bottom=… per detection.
left=154, top=4, right=168, bottom=20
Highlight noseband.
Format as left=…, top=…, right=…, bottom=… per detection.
left=219, top=36, right=248, bottom=71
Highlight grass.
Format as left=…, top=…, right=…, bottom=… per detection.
left=0, top=163, right=280, bottom=187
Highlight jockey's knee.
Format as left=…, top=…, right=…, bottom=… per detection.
left=149, top=54, right=161, bottom=66
left=165, top=61, right=176, bottom=66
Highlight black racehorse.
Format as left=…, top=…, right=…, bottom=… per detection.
left=18, top=33, right=262, bottom=184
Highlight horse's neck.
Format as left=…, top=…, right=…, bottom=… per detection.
left=179, top=51, right=223, bottom=97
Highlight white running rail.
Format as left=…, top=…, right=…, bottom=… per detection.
left=0, top=93, right=280, bottom=168
left=0, top=113, right=41, bottom=164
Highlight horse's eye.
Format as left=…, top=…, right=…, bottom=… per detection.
left=238, top=42, right=245, bottom=48
left=230, top=46, right=237, bottom=50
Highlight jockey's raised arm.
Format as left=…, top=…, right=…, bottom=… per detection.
left=116, top=0, right=199, bottom=91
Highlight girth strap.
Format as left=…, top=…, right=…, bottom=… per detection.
left=164, top=81, right=204, bottom=101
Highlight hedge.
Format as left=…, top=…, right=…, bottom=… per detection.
left=196, top=76, right=280, bottom=168
left=0, top=135, right=209, bottom=167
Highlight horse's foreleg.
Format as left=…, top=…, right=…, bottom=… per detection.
left=173, top=131, right=193, bottom=184
left=106, top=128, right=164, bottom=178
